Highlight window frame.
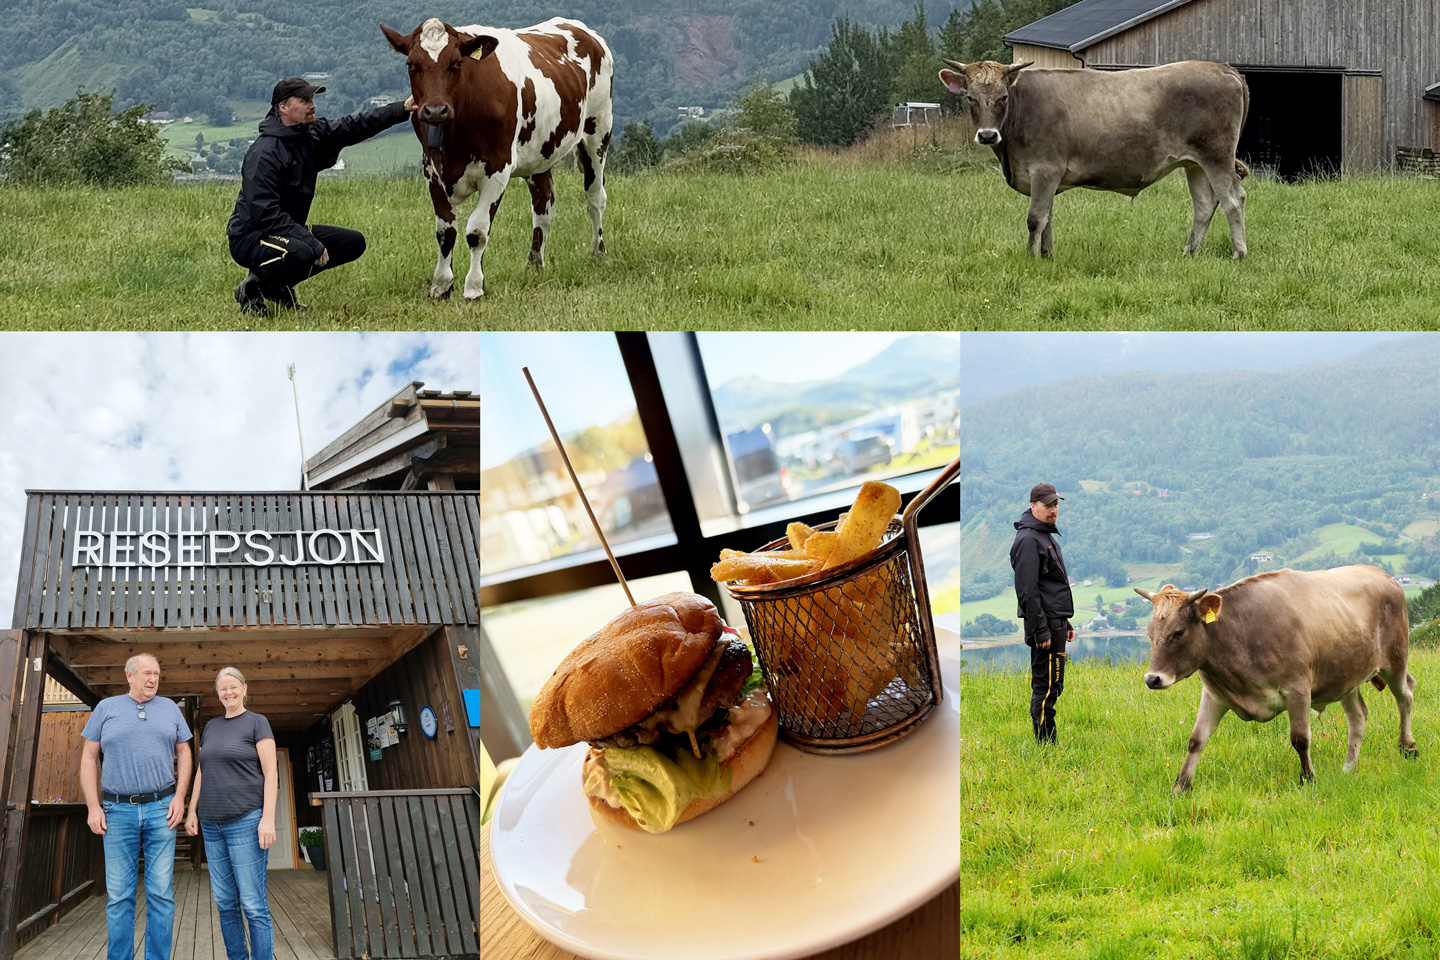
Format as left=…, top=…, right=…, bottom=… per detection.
left=479, top=332, right=958, bottom=761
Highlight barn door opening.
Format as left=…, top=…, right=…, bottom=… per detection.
left=1238, top=71, right=1342, bottom=180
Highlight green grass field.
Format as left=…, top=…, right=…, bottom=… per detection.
left=4, top=157, right=1440, bottom=329
left=962, top=652, right=1440, bottom=959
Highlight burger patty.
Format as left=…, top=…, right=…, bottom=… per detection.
left=590, top=640, right=753, bottom=750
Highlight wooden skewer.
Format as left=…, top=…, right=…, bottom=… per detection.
left=523, top=366, right=636, bottom=608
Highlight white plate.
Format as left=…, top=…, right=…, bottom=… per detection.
left=490, top=629, right=959, bottom=960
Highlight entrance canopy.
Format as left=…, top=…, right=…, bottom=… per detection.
left=12, top=490, right=479, bottom=731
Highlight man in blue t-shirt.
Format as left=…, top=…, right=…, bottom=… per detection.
left=81, top=654, right=193, bottom=960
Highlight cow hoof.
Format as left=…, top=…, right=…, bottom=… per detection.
left=1172, top=781, right=1191, bottom=795
left=429, top=286, right=453, bottom=301
left=1402, top=744, right=1419, bottom=759
left=528, top=255, right=545, bottom=270
left=1232, top=249, right=1247, bottom=260
left=463, top=291, right=485, bottom=302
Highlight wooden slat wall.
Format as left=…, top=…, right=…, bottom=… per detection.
left=1011, top=43, right=1083, bottom=69
left=355, top=629, right=481, bottom=792
left=1078, top=0, right=1440, bottom=168
left=13, top=493, right=479, bottom=631
left=317, top=790, right=480, bottom=959
left=12, top=805, right=103, bottom=950
left=30, top=712, right=90, bottom=804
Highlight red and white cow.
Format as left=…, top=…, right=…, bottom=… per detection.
left=382, top=17, right=613, bottom=299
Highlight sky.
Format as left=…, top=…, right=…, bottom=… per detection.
left=695, top=332, right=961, bottom=386
left=0, top=332, right=480, bottom=625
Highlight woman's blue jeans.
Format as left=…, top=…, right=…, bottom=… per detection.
left=201, top=808, right=273, bottom=960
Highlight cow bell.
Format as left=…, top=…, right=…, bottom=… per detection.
left=426, top=124, right=445, bottom=150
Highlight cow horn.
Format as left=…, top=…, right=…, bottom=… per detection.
left=1004, top=60, right=1034, bottom=74
left=941, top=58, right=967, bottom=72
left=1133, top=587, right=1155, bottom=602
left=1185, top=588, right=1209, bottom=605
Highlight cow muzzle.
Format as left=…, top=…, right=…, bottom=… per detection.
left=975, top=128, right=1001, bottom=145
left=1144, top=672, right=1173, bottom=690
left=421, top=104, right=454, bottom=125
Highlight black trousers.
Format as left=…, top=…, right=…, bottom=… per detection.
left=1028, top=618, right=1069, bottom=744
left=230, top=224, right=366, bottom=292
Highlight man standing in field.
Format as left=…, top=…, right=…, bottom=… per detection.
left=1011, top=482, right=1075, bottom=745
left=227, top=78, right=415, bottom=315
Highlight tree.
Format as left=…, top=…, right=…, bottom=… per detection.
left=889, top=3, right=940, bottom=104
left=609, top=119, right=662, bottom=174
left=734, top=85, right=796, bottom=143
left=0, top=90, right=183, bottom=187
left=1095, top=593, right=1105, bottom=616
left=789, top=18, right=894, bottom=146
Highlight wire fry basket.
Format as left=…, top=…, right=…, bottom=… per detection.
left=724, top=456, right=959, bottom=754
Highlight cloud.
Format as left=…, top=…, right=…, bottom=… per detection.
left=0, top=332, right=479, bottom=624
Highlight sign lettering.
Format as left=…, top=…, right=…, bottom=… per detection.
left=70, top=528, right=385, bottom=568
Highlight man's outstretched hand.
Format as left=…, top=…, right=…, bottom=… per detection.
left=404, top=96, right=417, bottom=112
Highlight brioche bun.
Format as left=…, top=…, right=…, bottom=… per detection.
left=587, top=703, right=780, bottom=831
left=529, top=592, right=723, bottom=749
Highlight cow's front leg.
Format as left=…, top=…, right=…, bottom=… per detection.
left=463, top=173, right=511, bottom=300
left=1285, top=689, right=1316, bottom=784
left=1340, top=687, right=1368, bottom=772
left=426, top=173, right=458, bottom=299
left=1025, top=172, right=1059, bottom=258
left=1174, top=686, right=1228, bottom=794
left=1183, top=165, right=1218, bottom=257
left=526, top=170, right=555, bottom=269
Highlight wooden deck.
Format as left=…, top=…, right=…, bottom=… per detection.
left=15, top=870, right=335, bottom=960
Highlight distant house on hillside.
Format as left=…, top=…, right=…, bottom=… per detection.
left=1422, top=491, right=1440, bottom=500
left=677, top=106, right=704, bottom=119
left=1250, top=552, right=1273, bottom=562
left=1158, top=489, right=1170, bottom=498
left=303, top=72, right=331, bottom=81
left=1187, top=532, right=1213, bottom=540
left=139, top=111, right=174, bottom=125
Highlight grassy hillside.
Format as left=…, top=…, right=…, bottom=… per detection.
left=5, top=158, right=1440, bottom=329
left=962, top=652, right=1440, bottom=958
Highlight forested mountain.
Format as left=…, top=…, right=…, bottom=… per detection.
left=960, top=336, right=1440, bottom=600
left=0, top=0, right=948, bottom=129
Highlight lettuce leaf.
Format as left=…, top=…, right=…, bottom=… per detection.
left=591, top=744, right=733, bottom=833
left=741, top=647, right=766, bottom=696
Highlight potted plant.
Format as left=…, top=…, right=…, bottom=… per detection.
left=299, top=826, right=326, bottom=870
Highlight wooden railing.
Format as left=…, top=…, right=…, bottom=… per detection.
left=10, top=803, right=105, bottom=950
left=311, top=789, right=480, bottom=959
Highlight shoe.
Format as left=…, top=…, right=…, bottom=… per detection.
left=234, top=274, right=267, bottom=316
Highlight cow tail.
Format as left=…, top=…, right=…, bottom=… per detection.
left=1235, top=158, right=1251, bottom=180
left=1233, top=66, right=1250, bottom=181
left=1371, top=675, right=1387, bottom=692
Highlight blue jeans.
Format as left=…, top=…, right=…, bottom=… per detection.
left=201, top=808, right=273, bottom=960
left=102, top=797, right=177, bottom=960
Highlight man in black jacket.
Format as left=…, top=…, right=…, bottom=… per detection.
left=1010, top=482, right=1075, bottom=744
left=227, top=78, right=413, bottom=315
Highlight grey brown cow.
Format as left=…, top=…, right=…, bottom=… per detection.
left=938, top=59, right=1250, bottom=258
left=1136, top=566, right=1416, bottom=794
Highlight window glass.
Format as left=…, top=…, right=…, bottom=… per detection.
left=694, top=333, right=961, bottom=513
left=919, top=520, right=960, bottom=635
left=480, top=333, right=674, bottom=576
left=483, top=572, right=696, bottom=713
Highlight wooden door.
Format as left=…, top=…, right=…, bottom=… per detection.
left=269, top=747, right=297, bottom=869
left=332, top=702, right=368, bottom=792
left=1342, top=74, right=1384, bottom=173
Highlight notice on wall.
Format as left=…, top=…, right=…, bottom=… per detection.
left=366, top=717, right=383, bottom=761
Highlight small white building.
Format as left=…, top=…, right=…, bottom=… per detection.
left=892, top=102, right=941, bottom=128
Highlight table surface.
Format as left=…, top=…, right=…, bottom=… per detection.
left=481, top=823, right=958, bottom=960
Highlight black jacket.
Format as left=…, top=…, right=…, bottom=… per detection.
left=1010, top=510, right=1075, bottom=645
left=227, top=102, right=409, bottom=259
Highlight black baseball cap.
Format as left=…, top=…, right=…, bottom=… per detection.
left=272, top=77, right=326, bottom=105
left=1029, top=482, right=1063, bottom=505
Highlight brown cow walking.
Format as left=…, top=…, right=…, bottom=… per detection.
left=938, top=59, right=1250, bottom=258
left=1137, top=566, right=1416, bottom=793
left=383, top=17, right=613, bottom=299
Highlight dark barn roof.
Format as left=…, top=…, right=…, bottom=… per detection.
left=1004, top=0, right=1200, bottom=52
left=1426, top=81, right=1440, bottom=102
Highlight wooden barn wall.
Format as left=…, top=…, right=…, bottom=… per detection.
left=14, top=492, right=480, bottom=632
left=1080, top=0, right=1440, bottom=166
left=1012, top=43, right=1083, bottom=69
left=355, top=629, right=480, bottom=793
left=32, top=711, right=89, bottom=803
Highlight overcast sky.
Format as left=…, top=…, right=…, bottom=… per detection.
left=0, top=333, right=480, bottom=625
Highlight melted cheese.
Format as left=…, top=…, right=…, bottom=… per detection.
left=710, top=689, right=772, bottom=763
left=651, top=643, right=727, bottom=742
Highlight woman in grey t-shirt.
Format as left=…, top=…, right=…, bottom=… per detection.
left=185, top=667, right=277, bottom=960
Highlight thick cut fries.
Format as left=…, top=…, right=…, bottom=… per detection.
left=710, top=554, right=818, bottom=583
left=821, top=481, right=901, bottom=571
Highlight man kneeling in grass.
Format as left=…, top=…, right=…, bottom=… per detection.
left=226, top=78, right=415, bottom=315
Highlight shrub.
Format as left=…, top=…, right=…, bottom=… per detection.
left=0, top=90, right=185, bottom=187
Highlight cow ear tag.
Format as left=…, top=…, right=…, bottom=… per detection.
left=1203, top=608, right=1218, bottom=624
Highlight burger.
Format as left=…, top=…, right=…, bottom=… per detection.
left=528, top=591, right=778, bottom=833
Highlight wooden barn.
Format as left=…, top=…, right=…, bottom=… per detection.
left=0, top=383, right=480, bottom=960
left=1004, top=0, right=1440, bottom=176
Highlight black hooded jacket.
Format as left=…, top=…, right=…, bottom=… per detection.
left=1010, top=509, right=1075, bottom=645
left=227, top=102, right=409, bottom=260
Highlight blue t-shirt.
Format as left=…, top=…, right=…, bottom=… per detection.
left=81, top=694, right=192, bottom=795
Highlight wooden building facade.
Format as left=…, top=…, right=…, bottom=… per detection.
left=1006, top=0, right=1440, bottom=175
left=2, top=381, right=480, bottom=958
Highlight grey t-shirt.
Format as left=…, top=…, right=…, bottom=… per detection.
left=81, top=694, right=192, bottom=796
left=197, top=710, right=275, bottom=823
